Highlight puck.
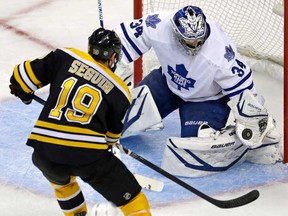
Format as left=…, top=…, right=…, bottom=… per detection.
left=242, top=128, right=253, bottom=140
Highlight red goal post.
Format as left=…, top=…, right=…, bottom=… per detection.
left=284, top=1, right=288, bottom=163
left=133, top=0, right=286, bottom=163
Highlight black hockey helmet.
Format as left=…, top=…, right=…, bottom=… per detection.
left=88, top=27, right=122, bottom=62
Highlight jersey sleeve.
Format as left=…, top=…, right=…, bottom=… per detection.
left=206, top=21, right=257, bottom=98
left=11, top=49, right=62, bottom=94
left=106, top=94, right=131, bottom=145
left=215, top=53, right=257, bottom=98
left=114, top=14, right=156, bottom=64
left=103, top=74, right=131, bottom=145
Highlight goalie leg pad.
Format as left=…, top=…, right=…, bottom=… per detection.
left=246, top=126, right=282, bottom=164
left=161, top=125, right=246, bottom=177
left=161, top=124, right=281, bottom=177
left=122, top=85, right=163, bottom=136
left=137, top=67, right=182, bottom=118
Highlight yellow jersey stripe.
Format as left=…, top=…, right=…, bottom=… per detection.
left=29, top=134, right=109, bottom=150
left=106, top=131, right=121, bottom=139
left=24, top=60, right=43, bottom=88
left=13, top=64, right=31, bottom=93
left=35, top=120, right=105, bottom=136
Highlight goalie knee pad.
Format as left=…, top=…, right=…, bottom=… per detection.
left=120, top=192, right=151, bottom=216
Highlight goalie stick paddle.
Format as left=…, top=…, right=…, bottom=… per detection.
left=32, top=95, right=164, bottom=192
left=115, top=143, right=260, bottom=209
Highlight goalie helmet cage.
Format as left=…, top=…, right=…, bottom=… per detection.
left=133, top=0, right=287, bottom=163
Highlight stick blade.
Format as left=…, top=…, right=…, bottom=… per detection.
left=214, top=190, right=260, bottom=209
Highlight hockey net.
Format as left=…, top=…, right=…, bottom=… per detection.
left=134, top=0, right=283, bottom=79
left=130, top=0, right=287, bottom=163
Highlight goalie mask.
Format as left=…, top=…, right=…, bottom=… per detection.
left=88, top=28, right=122, bottom=71
left=171, top=6, right=210, bottom=56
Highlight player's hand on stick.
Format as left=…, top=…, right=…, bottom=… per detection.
left=9, top=83, right=34, bottom=105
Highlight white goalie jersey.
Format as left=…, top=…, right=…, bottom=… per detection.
left=114, top=11, right=256, bottom=102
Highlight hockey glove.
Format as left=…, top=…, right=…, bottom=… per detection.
left=9, top=83, right=34, bottom=105
left=228, top=89, right=275, bottom=149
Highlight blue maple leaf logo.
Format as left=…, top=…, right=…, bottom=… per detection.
left=224, top=45, right=235, bottom=62
left=167, top=64, right=195, bottom=90
left=145, top=14, right=161, bottom=28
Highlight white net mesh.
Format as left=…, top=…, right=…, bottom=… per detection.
left=139, top=0, right=283, bottom=79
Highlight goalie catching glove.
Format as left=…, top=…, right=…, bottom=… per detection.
left=228, top=89, right=275, bottom=149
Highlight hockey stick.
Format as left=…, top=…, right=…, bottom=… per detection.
left=98, top=0, right=104, bottom=28
left=32, top=95, right=164, bottom=192
left=116, top=143, right=260, bottom=209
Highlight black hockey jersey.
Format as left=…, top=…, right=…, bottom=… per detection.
left=12, top=48, right=131, bottom=164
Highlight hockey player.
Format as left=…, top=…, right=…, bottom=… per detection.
left=9, top=28, right=151, bottom=216
left=115, top=6, right=281, bottom=176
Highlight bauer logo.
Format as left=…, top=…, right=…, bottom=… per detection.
left=184, top=120, right=208, bottom=126
left=247, top=102, right=262, bottom=111
left=211, top=142, right=235, bottom=149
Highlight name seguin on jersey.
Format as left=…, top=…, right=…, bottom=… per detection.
left=68, top=60, right=114, bottom=94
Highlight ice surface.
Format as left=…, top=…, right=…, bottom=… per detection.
left=0, top=1, right=287, bottom=215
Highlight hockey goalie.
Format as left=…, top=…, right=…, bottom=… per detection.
left=114, top=5, right=282, bottom=178
left=122, top=87, right=282, bottom=177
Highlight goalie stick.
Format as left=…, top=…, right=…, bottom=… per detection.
left=33, top=95, right=164, bottom=192
left=116, top=143, right=260, bottom=209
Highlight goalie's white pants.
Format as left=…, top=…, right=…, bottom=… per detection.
left=161, top=125, right=282, bottom=177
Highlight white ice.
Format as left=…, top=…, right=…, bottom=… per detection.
left=0, top=1, right=287, bottom=216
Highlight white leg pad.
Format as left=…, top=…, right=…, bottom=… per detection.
left=161, top=124, right=282, bottom=177
left=122, top=85, right=163, bottom=137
